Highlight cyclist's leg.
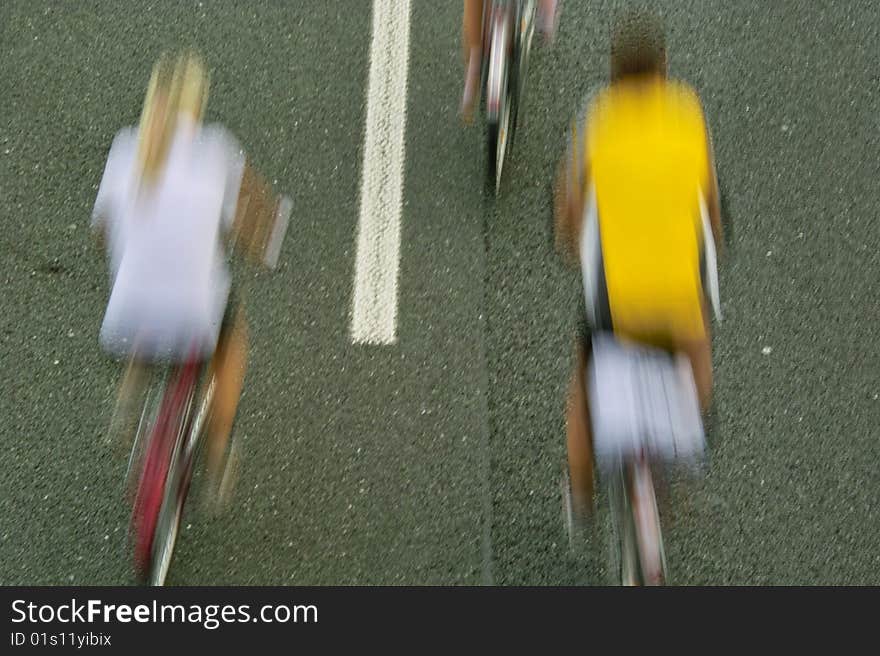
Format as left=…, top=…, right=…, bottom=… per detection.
left=461, top=0, right=485, bottom=122
left=565, top=321, right=594, bottom=519
left=675, top=301, right=713, bottom=413
left=615, top=310, right=713, bottom=416
left=537, top=0, right=559, bottom=43
left=463, top=0, right=484, bottom=60
left=565, top=208, right=606, bottom=519
left=205, top=299, right=248, bottom=487
left=109, top=351, right=149, bottom=445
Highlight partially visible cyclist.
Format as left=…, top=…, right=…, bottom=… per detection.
left=553, top=12, right=724, bottom=524
left=460, top=0, right=560, bottom=123
left=92, top=51, right=289, bottom=496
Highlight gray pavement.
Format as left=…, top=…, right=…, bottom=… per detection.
left=0, top=0, right=877, bottom=585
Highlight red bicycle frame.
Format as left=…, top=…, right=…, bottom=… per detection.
left=130, top=351, right=202, bottom=578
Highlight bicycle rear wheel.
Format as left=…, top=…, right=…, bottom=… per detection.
left=607, top=465, right=638, bottom=585
left=130, top=379, right=179, bottom=582
left=147, top=393, right=195, bottom=586
left=131, top=357, right=201, bottom=585
left=147, top=357, right=213, bottom=586
left=608, top=458, right=668, bottom=585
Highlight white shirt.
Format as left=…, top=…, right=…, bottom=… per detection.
left=92, top=120, right=245, bottom=361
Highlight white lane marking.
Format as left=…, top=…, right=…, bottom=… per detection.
left=350, top=0, right=412, bottom=345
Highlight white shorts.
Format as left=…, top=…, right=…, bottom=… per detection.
left=587, top=333, right=706, bottom=472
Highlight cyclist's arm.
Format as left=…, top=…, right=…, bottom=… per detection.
left=229, top=159, right=268, bottom=264
left=230, top=159, right=289, bottom=269
left=554, top=123, right=588, bottom=268
left=538, top=0, right=560, bottom=42
left=208, top=123, right=283, bottom=269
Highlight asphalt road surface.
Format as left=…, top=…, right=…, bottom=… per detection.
left=1, top=1, right=877, bottom=585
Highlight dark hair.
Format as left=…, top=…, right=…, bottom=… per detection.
left=610, top=11, right=667, bottom=81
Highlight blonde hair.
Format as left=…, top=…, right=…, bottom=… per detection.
left=136, top=51, right=210, bottom=188
left=171, top=50, right=210, bottom=123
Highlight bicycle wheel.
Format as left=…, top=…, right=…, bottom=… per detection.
left=130, top=375, right=179, bottom=581
left=630, top=458, right=667, bottom=585
left=147, top=389, right=195, bottom=586
left=150, top=483, right=184, bottom=586
left=147, top=359, right=206, bottom=586
left=608, top=459, right=668, bottom=586
left=507, top=0, right=537, bottom=151
left=607, top=464, right=640, bottom=585
left=485, top=7, right=512, bottom=194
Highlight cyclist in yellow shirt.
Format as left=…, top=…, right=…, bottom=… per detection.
left=554, top=13, right=724, bottom=523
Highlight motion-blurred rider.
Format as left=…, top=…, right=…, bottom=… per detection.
left=92, top=51, right=290, bottom=498
left=461, top=0, right=560, bottom=123
left=553, top=13, right=724, bottom=524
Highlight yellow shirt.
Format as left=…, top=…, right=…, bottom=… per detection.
left=584, top=77, right=710, bottom=345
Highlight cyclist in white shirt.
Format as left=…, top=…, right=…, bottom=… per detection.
left=93, top=52, right=289, bottom=494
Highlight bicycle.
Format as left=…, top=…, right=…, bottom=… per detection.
left=120, top=194, right=291, bottom=586
left=124, top=348, right=219, bottom=586
left=566, top=333, right=707, bottom=586
left=482, top=0, right=538, bottom=194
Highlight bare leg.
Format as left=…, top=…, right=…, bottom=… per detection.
left=206, top=309, right=248, bottom=491
left=461, top=0, right=484, bottom=123
left=108, top=355, right=148, bottom=447
left=538, top=0, right=559, bottom=43
left=675, top=302, right=713, bottom=413
left=565, top=339, right=594, bottom=519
